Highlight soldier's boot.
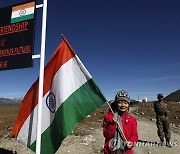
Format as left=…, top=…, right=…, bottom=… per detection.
left=166, top=140, right=172, bottom=148
left=159, top=138, right=165, bottom=146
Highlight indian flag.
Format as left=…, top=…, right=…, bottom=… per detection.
left=11, top=1, right=35, bottom=23
left=12, top=35, right=106, bottom=154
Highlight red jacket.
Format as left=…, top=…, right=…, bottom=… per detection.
left=103, top=111, right=138, bottom=154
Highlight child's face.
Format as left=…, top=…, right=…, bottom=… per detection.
left=117, top=101, right=129, bottom=112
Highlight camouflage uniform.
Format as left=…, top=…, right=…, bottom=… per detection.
left=154, top=100, right=171, bottom=141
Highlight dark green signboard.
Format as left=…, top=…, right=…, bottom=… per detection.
left=0, top=0, right=36, bottom=70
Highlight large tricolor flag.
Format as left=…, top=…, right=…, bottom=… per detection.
left=11, top=1, right=35, bottom=23
left=12, top=36, right=106, bottom=154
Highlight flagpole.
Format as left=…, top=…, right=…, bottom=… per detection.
left=36, top=0, right=48, bottom=154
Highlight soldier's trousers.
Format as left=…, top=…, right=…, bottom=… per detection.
left=156, top=115, right=171, bottom=141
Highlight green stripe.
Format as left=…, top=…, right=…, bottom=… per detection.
left=30, top=79, right=106, bottom=154
left=11, top=14, right=34, bottom=23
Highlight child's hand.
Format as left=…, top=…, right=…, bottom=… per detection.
left=126, top=141, right=133, bottom=148
left=112, top=114, right=118, bottom=123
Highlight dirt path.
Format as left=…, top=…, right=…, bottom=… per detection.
left=0, top=108, right=179, bottom=154
left=133, top=120, right=180, bottom=154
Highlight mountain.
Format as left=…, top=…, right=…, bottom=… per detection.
left=0, top=97, right=21, bottom=106
left=164, top=89, right=180, bottom=102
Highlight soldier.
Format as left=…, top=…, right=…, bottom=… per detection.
left=154, top=93, right=172, bottom=147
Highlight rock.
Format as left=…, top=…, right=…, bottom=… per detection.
left=150, top=118, right=156, bottom=122
left=171, top=123, right=176, bottom=127
left=174, top=116, right=178, bottom=119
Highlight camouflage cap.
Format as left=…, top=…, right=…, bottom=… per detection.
left=157, top=93, right=164, bottom=98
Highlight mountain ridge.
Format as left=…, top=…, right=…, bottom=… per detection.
left=164, top=89, right=180, bottom=102
left=0, top=89, right=180, bottom=106
left=0, top=97, right=21, bottom=106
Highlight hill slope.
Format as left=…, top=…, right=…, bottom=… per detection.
left=164, top=89, right=180, bottom=102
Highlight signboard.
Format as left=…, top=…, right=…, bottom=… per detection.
left=0, top=0, right=36, bottom=70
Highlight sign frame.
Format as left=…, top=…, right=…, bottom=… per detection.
left=0, top=0, right=36, bottom=70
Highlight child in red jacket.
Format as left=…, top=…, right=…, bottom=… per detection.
left=103, top=90, right=138, bottom=154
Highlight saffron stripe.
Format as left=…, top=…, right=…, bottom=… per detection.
left=12, top=2, right=35, bottom=12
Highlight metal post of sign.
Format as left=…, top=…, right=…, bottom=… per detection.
left=32, top=54, right=41, bottom=59
left=35, top=0, right=48, bottom=153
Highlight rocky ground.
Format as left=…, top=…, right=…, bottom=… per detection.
left=0, top=102, right=179, bottom=154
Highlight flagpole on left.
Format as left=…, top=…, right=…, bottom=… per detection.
left=36, top=0, right=48, bottom=154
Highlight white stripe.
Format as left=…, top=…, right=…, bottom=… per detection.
left=11, top=7, right=34, bottom=19
left=17, top=56, right=92, bottom=145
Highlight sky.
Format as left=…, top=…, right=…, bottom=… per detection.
left=0, top=0, right=180, bottom=101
